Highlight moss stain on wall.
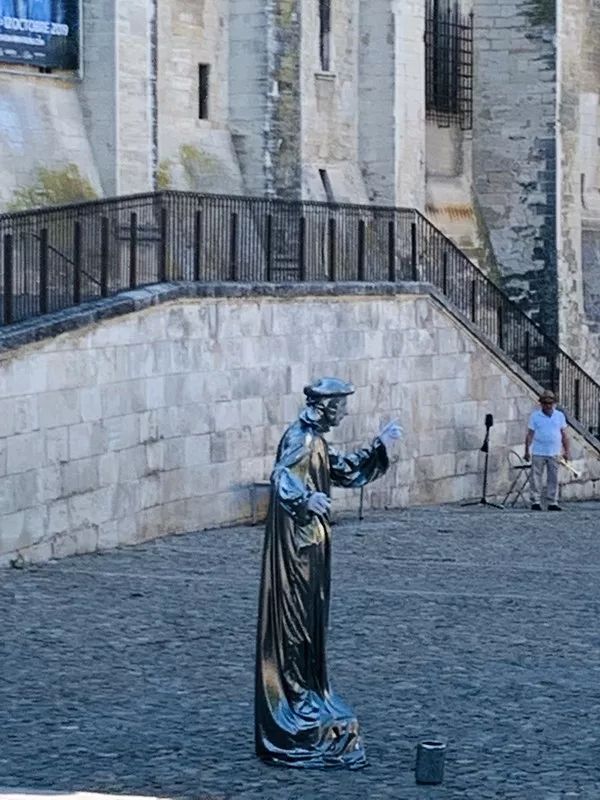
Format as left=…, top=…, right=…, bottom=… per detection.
left=7, top=165, right=98, bottom=211
left=524, top=0, right=556, bottom=26
left=156, top=159, right=173, bottom=190
left=179, top=144, right=218, bottom=188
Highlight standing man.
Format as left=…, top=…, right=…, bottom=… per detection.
left=524, top=389, right=571, bottom=511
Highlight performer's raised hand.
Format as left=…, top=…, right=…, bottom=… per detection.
left=377, top=419, right=403, bottom=449
left=306, top=492, right=331, bottom=515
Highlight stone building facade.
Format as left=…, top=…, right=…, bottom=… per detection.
left=557, top=0, right=600, bottom=373
left=0, top=0, right=599, bottom=378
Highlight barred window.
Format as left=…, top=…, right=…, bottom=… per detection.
left=425, top=0, right=473, bottom=130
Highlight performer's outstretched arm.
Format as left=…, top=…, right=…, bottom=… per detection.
left=328, top=420, right=403, bottom=488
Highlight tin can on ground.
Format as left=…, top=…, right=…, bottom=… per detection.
left=415, top=740, right=446, bottom=785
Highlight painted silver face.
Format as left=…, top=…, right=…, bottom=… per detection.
left=325, top=396, right=348, bottom=428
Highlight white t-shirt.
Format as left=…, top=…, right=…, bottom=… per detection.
left=528, top=408, right=566, bottom=456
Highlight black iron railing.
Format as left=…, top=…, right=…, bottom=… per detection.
left=1, top=190, right=599, bottom=440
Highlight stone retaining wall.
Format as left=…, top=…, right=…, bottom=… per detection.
left=1, top=284, right=598, bottom=566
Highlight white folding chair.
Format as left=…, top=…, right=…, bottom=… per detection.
left=502, top=449, right=531, bottom=508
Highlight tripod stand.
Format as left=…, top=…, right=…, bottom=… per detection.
left=462, top=414, right=504, bottom=509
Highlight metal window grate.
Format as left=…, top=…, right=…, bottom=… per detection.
left=425, top=0, right=473, bottom=130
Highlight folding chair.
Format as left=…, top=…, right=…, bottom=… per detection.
left=502, top=449, right=531, bottom=507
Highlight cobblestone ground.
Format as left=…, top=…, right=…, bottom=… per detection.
left=2, top=502, right=600, bottom=800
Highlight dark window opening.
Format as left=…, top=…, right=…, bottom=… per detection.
left=319, top=169, right=335, bottom=203
left=38, top=66, right=53, bottom=74
left=319, top=0, right=331, bottom=72
left=425, top=0, right=473, bottom=130
left=198, top=64, right=210, bottom=120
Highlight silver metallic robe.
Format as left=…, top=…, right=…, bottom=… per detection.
left=255, top=412, right=389, bottom=769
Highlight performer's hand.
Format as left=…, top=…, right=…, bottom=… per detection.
left=307, top=492, right=331, bottom=515
left=378, top=420, right=403, bottom=449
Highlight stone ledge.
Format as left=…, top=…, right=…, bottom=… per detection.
left=0, top=281, right=430, bottom=354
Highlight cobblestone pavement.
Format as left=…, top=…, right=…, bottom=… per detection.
left=2, top=502, right=600, bottom=800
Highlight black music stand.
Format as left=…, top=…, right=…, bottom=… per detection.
left=462, top=414, right=504, bottom=509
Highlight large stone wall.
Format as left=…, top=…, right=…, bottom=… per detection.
left=116, top=0, right=154, bottom=194
left=356, top=0, right=426, bottom=210
left=156, top=0, right=244, bottom=195
left=473, top=0, right=557, bottom=334
left=358, top=0, right=396, bottom=205
left=0, top=0, right=246, bottom=207
left=556, top=0, right=600, bottom=381
left=0, top=70, right=103, bottom=207
left=0, top=0, right=430, bottom=208
left=228, top=0, right=269, bottom=197
left=1, top=286, right=598, bottom=567
left=0, top=0, right=160, bottom=203
left=77, top=0, right=118, bottom=196
left=300, top=0, right=368, bottom=203
left=393, top=0, right=426, bottom=209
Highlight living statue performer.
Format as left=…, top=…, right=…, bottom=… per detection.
left=255, top=377, right=402, bottom=769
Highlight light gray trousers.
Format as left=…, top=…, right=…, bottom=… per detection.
left=529, top=455, right=560, bottom=504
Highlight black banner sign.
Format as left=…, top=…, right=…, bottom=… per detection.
left=0, top=0, right=79, bottom=70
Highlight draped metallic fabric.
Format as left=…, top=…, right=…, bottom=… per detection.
left=255, top=414, right=389, bottom=769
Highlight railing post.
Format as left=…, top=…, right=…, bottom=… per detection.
left=328, top=217, right=336, bottom=281
left=100, top=216, right=109, bottom=298
left=73, top=220, right=82, bottom=305
left=3, top=233, right=13, bottom=325
left=442, top=251, right=448, bottom=295
left=470, top=279, right=476, bottom=323
left=39, top=227, right=48, bottom=315
left=524, top=331, right=531, bottom=374
left=129, top=212, right=138, bottom=289
left=159, top=206, right=168, bottom=283
left=193, top=209, right=202, bottom=281
left=230, top=211, right=238, bottom=281
left=265, top=213, right=273, bottom=281
left=497, top=305, right=503, bottom=350
left=298, top=216, right=306, bottom=281
left=357, top=218, right=366, bottom=281
left=411, top=221, right=418, bottom=281
left=549, top=350, right=557, bottom=393
left=387, top=219, right=396, bottom=282
left=574, top=377, right=581, bottom=420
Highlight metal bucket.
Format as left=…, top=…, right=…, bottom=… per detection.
left=415, top=739, right=446, bottom=785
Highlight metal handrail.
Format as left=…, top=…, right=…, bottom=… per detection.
left=414, top=210, right=597, bottom=388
